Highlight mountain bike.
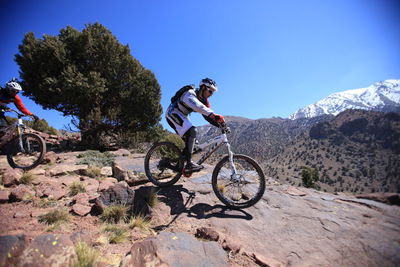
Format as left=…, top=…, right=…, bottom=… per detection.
left=144, top=123, right=266, bottom=209
left=0, top=108, right=46, bottom=170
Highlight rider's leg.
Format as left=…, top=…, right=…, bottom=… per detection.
left=183, top=127, right=203, bottom=171
left=166, top=113, right=202, bottom=171
left=0, top=113, right=8, bottom=138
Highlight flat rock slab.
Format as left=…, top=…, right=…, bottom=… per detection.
left=19, top=234, right=77, bottom=267
left=127, top=231, right=227, bottom=267
left=0, top=234, right=27, bottom=267
left=0, top=190, right=10, bottom=203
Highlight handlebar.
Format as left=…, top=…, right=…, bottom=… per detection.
left=218, top=122, right=231, bottom=134
left=1, top=108, right=32, bottom=119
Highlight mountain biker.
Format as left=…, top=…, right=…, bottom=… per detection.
left=0, top=78, right=38, bottom=129
left=166, top=78, right=225, bottom=172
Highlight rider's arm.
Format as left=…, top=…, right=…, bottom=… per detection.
left=181, top=90, right=214, bottom=116
left=13, top=95, right=33, bottom=116
left=203, top=114, right=219, bottom=127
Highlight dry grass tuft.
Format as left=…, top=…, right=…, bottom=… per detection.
left=128, top=214, right=152, bottom=232
left=69, top=181, right=86, bottom=196
left=74, top=241, right=100, bottom=267
left=100, top=205, right=128, bottom=224
left=102, top=224, right=129, bottom=244
left=38, top=209, right=70, bottom=225
left=20, top=171, right=36, bottom=184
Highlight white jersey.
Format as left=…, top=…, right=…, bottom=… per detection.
left=166, top=89, right=214, bottom=136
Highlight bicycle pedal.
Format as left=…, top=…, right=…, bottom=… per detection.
left=182, top=169, right=193, bottom=177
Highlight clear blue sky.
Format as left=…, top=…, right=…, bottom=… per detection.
left=1, top=0, right=399, bottom=130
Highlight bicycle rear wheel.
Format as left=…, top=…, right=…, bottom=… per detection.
left=212, top=154, right=265, bottom=209
left=6, top=133, right=46, bottom=170
left=144, top=142, right=184, bottom=187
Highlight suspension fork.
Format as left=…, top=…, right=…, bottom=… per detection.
left=225, top=141, right=238, bottom=178
left=17, top=121, right=26, bottom=153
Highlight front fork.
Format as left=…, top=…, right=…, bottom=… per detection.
left=225, top=142, right=239, bottom=181
left=17, top=123, right=26, bottom=153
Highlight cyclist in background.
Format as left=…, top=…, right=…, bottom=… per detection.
left=0, top=78, right=38, bottom=129
left=166, top=78, right=225, bottom=172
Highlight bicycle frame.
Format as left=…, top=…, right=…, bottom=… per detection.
left=193, top=132, right=238, bottom=176
left=0, top=109, right=27, bottom=150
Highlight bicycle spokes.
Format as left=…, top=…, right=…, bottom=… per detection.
left=212, top=155, right=265, bottom=208
left=144, top=142, right=184, bottom=187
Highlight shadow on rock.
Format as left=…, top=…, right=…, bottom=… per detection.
left=188, top=203, right=253, bottom=220
left=153, top=184, right=253, bottom=231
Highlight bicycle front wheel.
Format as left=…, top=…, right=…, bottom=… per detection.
left=212, top=154, right=266, bottom=209
left=144, top=142, right=184, bottom=187
left=6, top=133, right=46, bottom=170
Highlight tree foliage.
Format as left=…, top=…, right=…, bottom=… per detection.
left=301, top=166, right=319, bottom=188
left=15, top=23, right=162, bottom=149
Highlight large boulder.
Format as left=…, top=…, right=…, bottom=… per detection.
left=0, top=190, right=10, bottom=203
left=9, top=185, right=35, bottom=202
left=94, top=183, right=135, bottom=213
left=2, top=168, right=23, bottom=187
left=42, top=151, right=59, bottom=164
left=123, top=232, right=227, bottom=267
left=0, top=235, right=27, bottom=267
left=19, top=234, right=77, bottom=267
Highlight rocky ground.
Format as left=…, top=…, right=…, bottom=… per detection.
left=0, top=149, right=399, bottom=266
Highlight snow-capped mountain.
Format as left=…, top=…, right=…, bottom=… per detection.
left=289, top=79, right=400, bottom=120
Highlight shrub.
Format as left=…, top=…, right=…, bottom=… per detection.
left=301, top=166, right=319, bottom=188
left=69, top=182, right=86, bottom=196
left=77, top=150, right=116, bottom=167
left=100, top=205, right=128, bottom=224
left=74, top=241, right=99, bottom=267
left=38, top=209, right=69, bottom=225
left=162, top=134, right=185, bottom=151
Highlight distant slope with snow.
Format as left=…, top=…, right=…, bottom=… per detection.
left=289, top=79, right=400, bottom=120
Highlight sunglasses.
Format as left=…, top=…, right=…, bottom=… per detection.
left=206, top=88, right=214, bottom=95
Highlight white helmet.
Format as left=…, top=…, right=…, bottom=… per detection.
left=6, top=79, right=22, bottom=92
left=199, top=78, right=218, bottom=92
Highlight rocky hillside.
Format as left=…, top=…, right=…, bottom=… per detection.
left=197, top=115, right=333, bottom=161
left=198, top=110, right=400, bottom=194
left=265, top=110, right=400, bottom=193
left=0, top=150, right=399, bottom=266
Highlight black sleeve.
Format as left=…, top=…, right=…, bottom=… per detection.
left=203, top=114, right=219, bottom=127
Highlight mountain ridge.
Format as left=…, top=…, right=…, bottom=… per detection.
left=289, top=79, right=400, bottom=119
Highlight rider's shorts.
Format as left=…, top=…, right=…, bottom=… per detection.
left=166, top=110, right=192, bottom=137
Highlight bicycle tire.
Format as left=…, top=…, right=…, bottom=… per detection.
left=212, top=154, right=266, bottom=209
left=144, top=142, right=184, bottom=187
left=6, top=133, right=46, bottom=170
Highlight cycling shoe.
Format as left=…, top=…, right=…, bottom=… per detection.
left=184, top=161, right=204, bottom=173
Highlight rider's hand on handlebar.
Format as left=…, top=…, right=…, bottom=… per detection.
left=211, top=113, right=225, bottom=124
left=31, top=114, right=39, bottom=121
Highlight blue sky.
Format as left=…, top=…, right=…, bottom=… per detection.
left=0, top=0, right=399, bottom=130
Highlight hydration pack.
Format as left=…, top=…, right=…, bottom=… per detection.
left=170, top=84, right=195, bottom=104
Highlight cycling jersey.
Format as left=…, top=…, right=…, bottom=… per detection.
left=166, top=89, right=214, bottom=136
left=0, top=88, right=33, bottom=115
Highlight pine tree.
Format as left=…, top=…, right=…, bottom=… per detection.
left=15, top=23, right=162, bottom=149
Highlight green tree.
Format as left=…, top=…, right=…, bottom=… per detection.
left=15, top=23, right=162, bottom=149
left=6, top=116, right=58, bottom=135
left=301, top=166, right=319, bottom=188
